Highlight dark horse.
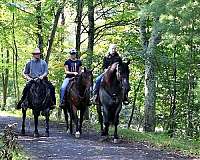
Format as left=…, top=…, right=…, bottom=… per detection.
left=21, top=78, right=54, bottom=137
left=62, top=67, right=93, bottom=138
left=97, top=60, right=130, bottom=143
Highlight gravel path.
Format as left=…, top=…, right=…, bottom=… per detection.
left=0, top=114, right=194, bottom=160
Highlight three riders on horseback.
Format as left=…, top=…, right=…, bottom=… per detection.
left=17, top=45, right=130, bottom=138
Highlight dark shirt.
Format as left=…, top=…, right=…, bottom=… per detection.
left=64, top=59, right=82, bottom=78
left=102, top=52, right=122, bottom=70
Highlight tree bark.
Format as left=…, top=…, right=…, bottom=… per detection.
left=143, top=17, right=160, bottom=132
left=57, top=8, right=66, bottom=121
left=128, top=74, right=144, bottom=128
left=186, top=26, right=194, bottom=137
left=35, top=0, right=43, bottom=55
left=2, top=50, right=9, bottom=110
left=168, top=44, right=177, bottom=137
left=12, top=11, right=19, bottom=102
left=87, top=0, right=95, bottom=68
left=45, top=0, right=66, bottom=63
left=75, top=0, right=84, bottom=52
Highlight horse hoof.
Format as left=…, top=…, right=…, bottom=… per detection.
left=34, top=133, right=39, bottom=138
left=101, top=132, right=108, bottom=137
left=45, top=132, right=49, bottom=137
left=21, top=130, right=25, bottom=135
left=75, top=131, right=80, bottom=138
left=66, top=129, right=70, bottom=134
left=114, top=138, right=118, bottom=144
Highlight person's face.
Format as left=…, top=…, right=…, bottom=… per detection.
left=33, top=52, right=41, bottom=59
left=70, top=53, right=76, bottom=59
left=111, top=47, right=117, bottom=54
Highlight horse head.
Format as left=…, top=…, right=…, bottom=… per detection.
left=76, top=67, right=93, bottom=98
left=80, top=67, right=93, bottom=89
left=116, top=59, right=130, bottom=105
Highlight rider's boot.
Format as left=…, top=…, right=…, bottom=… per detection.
left=90, top=90, right=99, bottom=105
left=16, top=100, right=22, bottom=110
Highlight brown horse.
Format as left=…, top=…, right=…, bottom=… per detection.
left=97, top=60, right=130, bottom=143
left=62, top=67, right=93, bottom=138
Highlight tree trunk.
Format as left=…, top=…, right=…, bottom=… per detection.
left=186, top=28, right=194, bottom=137
left=12, top=11, right=19, bottom=102
left=2, top=50, right=9, bottom=110
left=143, top=17, right=160, bottom=132
left=35, top=0, right=43, bottom=55
left=75, top=0, right=84, bottom=52
left=87, top=0, right=94, bottom=68
left=45, top=0, right=66, bottom=63
left=83, top=0, right=95, bottom=120
left=168, top=44, right=177, bottom=137
left=128, top=74, right=144, bottom=128
left=57, top=9, right=66, bottom=121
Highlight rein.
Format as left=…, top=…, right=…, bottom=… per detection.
left=101, top=67, right=122, bottom=100
left=69, top=74, right=90, bottom=101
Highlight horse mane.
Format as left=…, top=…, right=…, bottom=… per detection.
left=75, top=73, right=85, bottom=97
left=103, top=66, right=118, bottom=87
left=68, top=68, right=92, bottom=99
left=28, top=79, right=51, bottom=111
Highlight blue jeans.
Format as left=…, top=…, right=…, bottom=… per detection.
left=60, top=78, right=70, bottom=103
left=93, top=73, right=104, bottom=94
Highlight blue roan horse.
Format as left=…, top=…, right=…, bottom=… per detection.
left=97, top=60, right=130, bottom=142
left=21, top=79, right=54, bottom=137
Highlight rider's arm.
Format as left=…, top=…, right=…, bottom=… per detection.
left=78, top=60, right=82, bottom=73
left=64, top=65, right=78, bottom=75
left=102, top=56, right=107, bottom=70
left=23, top=61, right=32, bottom=81
left=103, top=56, right=111, bottom=72
left=39, top=60, right=48, bottom=79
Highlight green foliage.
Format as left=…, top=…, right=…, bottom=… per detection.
left=118, top=129, right=200, bottom=156
left=93, top=124, right=200, bottom=156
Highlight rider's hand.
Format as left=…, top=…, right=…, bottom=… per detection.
left=39, top=75, right=44, bottom=80
left=73, top=72, right=78, bottom=76
left=111, top=62, right=118, bottom=71
left=27, top=76, right=32, bottom=81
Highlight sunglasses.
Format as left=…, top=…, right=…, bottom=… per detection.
left=33, top=53, right=41, bottom=55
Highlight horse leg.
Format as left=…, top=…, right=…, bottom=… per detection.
left=33, top=111, right=39, bottom=137
left=96, top=105, right=103, bottom=135
left=67, top=105, right=73, bottom=135
left=79, top=108, right=85, bottom=135
left=102, top=105, right=109, bottom=136
left=63, top=107, right=69, bottom=133
left=103, top=122, right=109, bottom=137
left=21, top=108, right=27, bottom=135
left=45, top=110, right=50, bottom=137
left=113, top=105, right=122, bottom=143
left=73, top=109, right=80, bottom=138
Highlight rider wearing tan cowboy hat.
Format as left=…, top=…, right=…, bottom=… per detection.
left=16, top=48, right=56, bottom=109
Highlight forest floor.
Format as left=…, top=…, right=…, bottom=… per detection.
left=0, top=113, right=197, bottom=160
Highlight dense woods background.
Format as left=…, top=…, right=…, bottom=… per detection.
left=1, top=0, right=200, bottom=139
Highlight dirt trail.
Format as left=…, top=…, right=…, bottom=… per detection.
left=0, top=115, right=194, bottom=160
